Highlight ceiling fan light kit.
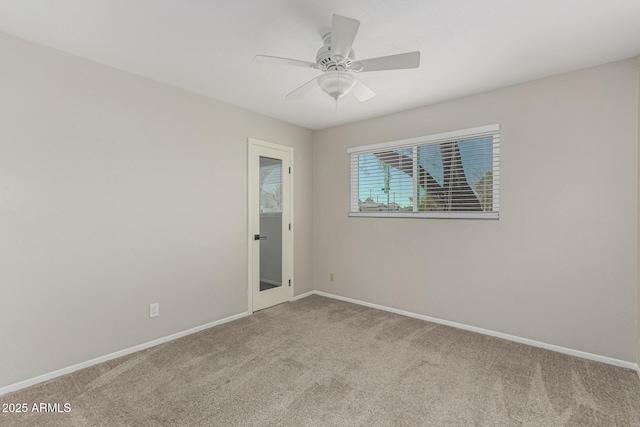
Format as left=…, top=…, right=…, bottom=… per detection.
left=317, top=72, right=356, bottom=100
left=255, top=14, right=420, bottom=103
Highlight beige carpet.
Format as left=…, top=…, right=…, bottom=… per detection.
left=1, top=295, right=639, bottom=426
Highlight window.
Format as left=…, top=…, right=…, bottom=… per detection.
left=259, top=157, right=282, bottom=213
left=349, top=124, right=499, bottom=219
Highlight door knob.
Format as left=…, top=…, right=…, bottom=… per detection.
left=254, top=234, right=267, bottom=240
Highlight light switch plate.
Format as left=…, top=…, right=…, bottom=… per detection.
left=150, top=303, right=159, bottom=318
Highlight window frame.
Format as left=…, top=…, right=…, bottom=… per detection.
left=348, top=124, right=500, bottom=220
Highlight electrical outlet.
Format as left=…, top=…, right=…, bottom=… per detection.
left=150, top=303, right=160, bottom=318
left=330, top=273, right=334, bottom=282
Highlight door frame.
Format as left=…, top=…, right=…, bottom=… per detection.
left=247, top=138, right=294, bottom=314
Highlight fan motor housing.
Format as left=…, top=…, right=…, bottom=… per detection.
left=317, top=33, right=355, bottom=71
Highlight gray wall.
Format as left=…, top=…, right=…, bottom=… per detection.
left=0, top=32, right=313, bottom=388
left=313, top=58, right=638, bottom=363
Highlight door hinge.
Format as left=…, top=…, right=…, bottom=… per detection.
left=288, top=279, right=291, bottom=287
left=289, top=223, right=291, bottom=230
left=288, top=167, right=291, bottom=174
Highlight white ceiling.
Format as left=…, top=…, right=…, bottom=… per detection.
left=1, top=1, right=640, bottom=130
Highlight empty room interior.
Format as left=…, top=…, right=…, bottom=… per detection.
left=1, top=1, right=640, bottom=426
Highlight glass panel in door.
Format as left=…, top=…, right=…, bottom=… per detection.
left=259, top=156, right=282, bottom=292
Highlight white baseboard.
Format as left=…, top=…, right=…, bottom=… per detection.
left=0, top=311, right=248, bottom=397
left=310, top=291, right=639, bottom=372
left=293, top=290, right=314, bottom=301
left=4, top=292, right=638, bottom=396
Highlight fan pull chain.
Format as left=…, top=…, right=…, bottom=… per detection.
left=336, top=69, right=339, bottom=111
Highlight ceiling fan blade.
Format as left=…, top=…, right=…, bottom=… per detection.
left=353, top=51, right=420, bottom=73
left=351, top=78, right=376, bottom=103
left=254, top=55, right=318, bottom=69
left=285, top=76, right=320, bottom=100
left=331, top=14, right=360, bottom=62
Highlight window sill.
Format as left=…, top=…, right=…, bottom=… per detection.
left=348, top=211, right=499, bottom=220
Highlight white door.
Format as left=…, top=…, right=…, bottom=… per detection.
left=248, top=139, right=293, bottom=312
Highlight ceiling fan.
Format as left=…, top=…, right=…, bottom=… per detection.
left=255, top=14, right=420, bottom=103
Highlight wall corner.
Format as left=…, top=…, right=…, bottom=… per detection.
left=636, top=55, right=640, bottom=370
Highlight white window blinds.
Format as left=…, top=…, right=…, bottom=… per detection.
left=348, top=124, right=500, bottom=219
